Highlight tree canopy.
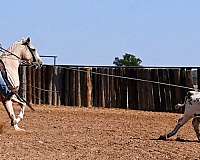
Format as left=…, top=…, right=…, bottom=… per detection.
left=113, top=53, right=142, bottom=66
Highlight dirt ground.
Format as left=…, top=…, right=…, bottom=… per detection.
left=0, top=104, right=199, bottom=160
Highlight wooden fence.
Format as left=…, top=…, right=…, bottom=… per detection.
left=18, top=65, right=199, bottom=112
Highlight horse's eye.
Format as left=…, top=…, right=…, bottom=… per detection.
left=31, top=48, right=36, bottom=51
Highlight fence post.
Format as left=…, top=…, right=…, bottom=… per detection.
left=35, top=67, right=41, bottom=105
left=41, top=66, right=46, bottom=104
left=110, top=68, right=116, bottom=107
left=64, top=68, right=70, bottom=106
left=46, top=65, right=53, bottom=105
left=127, top=68, right=138, bottom=110
left=104, top=68, right=110, bottom=107
left=92, top=68, right=98, bottom=107
left=26, top=66, right=32, bottom=104
left=69, top=69, right=76, bottom=106
left=52, top=66, right=57, bottom=106
left=86, top=67, right=92, bottom=107
left=75, top=68, right=81, bottom=106
left=20, top=66, right=27, bottom=100
left=57, top=67, right=63, bottom=106
left=198, top=69, right=200, bottom=90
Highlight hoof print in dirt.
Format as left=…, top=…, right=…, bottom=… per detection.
left=158, top=135, right=167, bottom=140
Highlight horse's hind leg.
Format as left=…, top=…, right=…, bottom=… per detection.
left=3, top=100, right=25, bottom=131
left=192, top=117, right=200, bottom=141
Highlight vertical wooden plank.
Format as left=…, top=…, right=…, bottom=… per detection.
left=86, top=68, right=92, bottom=107
left=158, top=69, right=167, bottom=112
left=52, top=66, right=57, bottom=106
left=197, top=68, right=200, bottom=90
left=31, top=67, right=36, bottom=104
left=137, top=69, right=146, bottom=110
left=137, top=69, right=154, bottom=111
left=26, top=66, right=32, bottom=104
left=127, top=68, right=138, bottom=110
left=180, top=68, right=187, bottom=104
left=18, top=66, right=23, bottom=97
left=142, top=69, right=148, bottom=110
left=185, top=69, right=193, bottom=89
left=121, top=68, right=128, bottom=109
left=168, top=69, right=175, bottom=112
left=101, top=68, right=105, bottom=107
left=97, top=68, right=103, bottom=107
left=109, top=68, right=116, bottom=108
left=144, top=69, right=154, bottom=111
left=92, top=68, right=98, bottom=107
left=169, top=69, right=181, bottom=112
left=64, top=68, right=70, bottom=106
left=35, top=67, right=41, bottom=105
left=104, top=68, right=110, bottom=107
left=75, top=68, right=81, bottom=107
left=80, top=68, right=84, bottom=107
left=114, top=68, right=121, bottom=108
left=19, top=66, right=27, bottom=99
left=41, top=66, right=46, bottom=104
left=69, top=69, right=76, bottom=106
left=46, top=65, right=53, bottom=105
left=56, top=67, right=61, bottom=106
left=163, top=69, right=172, bottom=112
left=151, top=69, right=161, bottom=112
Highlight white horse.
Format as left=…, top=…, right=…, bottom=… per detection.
left=0, top=37, right=43, bottom=131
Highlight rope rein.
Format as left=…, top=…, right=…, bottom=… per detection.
left=19, top=65, right=197, bottom=96
left=0, top=46, right=21, bottom=60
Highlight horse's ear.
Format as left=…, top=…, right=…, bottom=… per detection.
left=26, top=37, right=31, bottom=44
left=22, top=37, right=31, bottom=45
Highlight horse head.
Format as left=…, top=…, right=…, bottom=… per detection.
left=19, top=37, right=43, bottom=67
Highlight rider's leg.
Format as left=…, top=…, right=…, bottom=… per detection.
left=0, top=72, right=13, bottom=99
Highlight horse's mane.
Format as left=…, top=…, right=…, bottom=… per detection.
left=6, top=38, right=27, bottom=53
left=0, top=39, right=24, bottom=58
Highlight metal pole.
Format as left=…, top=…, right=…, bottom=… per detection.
left=54, top=56, right=57, bottom=65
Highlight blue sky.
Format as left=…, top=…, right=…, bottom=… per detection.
left=1, top=0, right=200, bottom=66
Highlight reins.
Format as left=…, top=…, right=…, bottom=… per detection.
left=0, top=46, right=21, bottom=60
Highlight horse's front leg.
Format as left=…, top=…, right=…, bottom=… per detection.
left=10, top=95, right=26, bottom=125
left=16, top=104, right=26, bottom=124
left=159, top=115, right=191, bottom=140
left=3, top=100, right=25, bottom=131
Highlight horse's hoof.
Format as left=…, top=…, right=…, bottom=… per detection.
left=15, top=128, right=25, bottom=132
left=158, top=135, right=167, bottom=140
left=14, top=126, right=25, bottom=132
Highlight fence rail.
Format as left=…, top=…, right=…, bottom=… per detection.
left=18, top=65, right=199, bottom=113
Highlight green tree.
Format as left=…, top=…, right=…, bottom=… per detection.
left=113, top=53, right=142, bottom=66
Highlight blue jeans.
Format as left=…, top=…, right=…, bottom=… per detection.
left=0, top=72, right=13, bottom=99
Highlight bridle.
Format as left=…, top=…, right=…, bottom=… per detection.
left=21, top=41, right=37, bottom=63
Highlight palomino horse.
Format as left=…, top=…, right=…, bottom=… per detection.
left=0, top=37, right=43, bottom=131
